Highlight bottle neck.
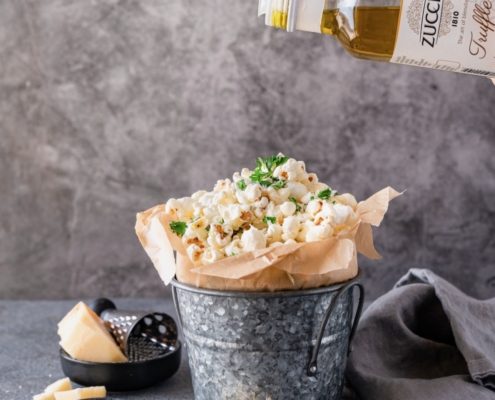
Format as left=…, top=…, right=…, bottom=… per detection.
left=258, top=0, right=326, bottom=34
left=320, top=8, right=339, bottom=36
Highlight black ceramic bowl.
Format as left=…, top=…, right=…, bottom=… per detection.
left=59, top=340, right=181, bottom=391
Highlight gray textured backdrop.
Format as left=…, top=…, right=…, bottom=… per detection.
left=1, top=0, right=494, bottom=300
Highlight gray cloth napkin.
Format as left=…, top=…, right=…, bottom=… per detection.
left=345, top=268, right=495, bottom=400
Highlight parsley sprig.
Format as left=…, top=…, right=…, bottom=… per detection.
left=170, top=221, right=187, bottom=237
left=263, top=215, right=277, bottom=224
left=317, top=188, right=338, bottom=200
left=237, top=179, right=247, bottom=190
left=249, top=155, right=289, bottom=189
left=271, top=179, right=286, bottom=189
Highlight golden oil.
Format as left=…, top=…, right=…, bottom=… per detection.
left=269, top=6, right=400, bottom=62
left=321, top=7, right=400, bottom=61
left=271, top=10, right=288, bottom=30
left=259, top=0, right=495, bottom=76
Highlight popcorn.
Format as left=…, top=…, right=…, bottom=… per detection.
left=266, top=223, right=283, bottom=244
left=332, top=204, right=352, bottom=225
left=167, top=155, right=356, bottom=265
left=296, top=219, right=312, bottom=242
left=334, top=193, right=358, bottom=209
left=300, top=192, right=313, bottom=204
left=218, top=204, right=243, bottom=228
left=201, top=247, right=225, bottom=264
left=241, top=227, right=266, bottom=252
left=282, top=216, right=300, bottom=241
left=279, top=201, right=296, bottom=217
left=265, top=202, right=283, bottom=221
left=308, top=181, right=329, bottom=194
left=196, top=192, right=215, bottom=208
left=190, top=217, right=208, bottom=231
left=306, top=224, right=333, bottom=242
left=207, top=224, right=233, bottom=248
left=182, top=224, right=207, bottom=244
left=314, top=202, right=335, bottom=225
left=266, top=186, right=291, bottom=204
left=240, top=168, right=251, bottom=179
left=255, top=196, right=269, bottom=209
left=236, top=183, right=262, bottom=204
left=306, top=173, right=318, bottom=185
left=306, top=199, right=324, bottom=216
left=214, top=179, right=232, bottom=192
left=191, top=190, right=207, bottom=201
left=273, top=158, right=306, bottom=181
left=186, top=244, right=204, bottom=264
left=213, top=189, right=236, bottom=206
left=225, top=239, right=242, bottom=257
left=165, top=198, right=180, bottom=218
left=253, top=197, right=269, bottom=219
left=287, top=181, right=308, bottom=201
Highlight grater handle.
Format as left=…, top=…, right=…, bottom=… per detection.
left=88, top=298, right=116, bottom=316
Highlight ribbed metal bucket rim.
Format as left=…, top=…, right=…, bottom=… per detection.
left=170, top=272, right=360, bottom=298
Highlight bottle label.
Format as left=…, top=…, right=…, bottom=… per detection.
left=391, top=0, right=495, bottom=76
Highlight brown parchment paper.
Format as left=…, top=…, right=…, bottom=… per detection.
left=135, top=187, right=401, bottom=291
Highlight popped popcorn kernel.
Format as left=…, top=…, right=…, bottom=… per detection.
left=167, top=155, right=347, bottom=265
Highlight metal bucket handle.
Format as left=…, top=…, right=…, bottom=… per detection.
left=171, top=285, right=184, bottom=332
left=307, top=282, right=364, bottom=377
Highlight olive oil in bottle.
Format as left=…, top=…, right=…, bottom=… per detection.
left=320, top=7, right=400, bottom=61
left=258, top=0, right=495, bottom=77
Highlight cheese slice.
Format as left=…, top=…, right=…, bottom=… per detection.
left=58, top=302, right=127, bottom=363
left=33, top=377, right=72, bottom=400
left=44, top=378, right=72, bottom=394
left=33, top=393, right=54, bottom=400
left=53, top=386, right=106, bottom=400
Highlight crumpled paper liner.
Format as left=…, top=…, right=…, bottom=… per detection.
left=135, top=187, right=401, bottom=291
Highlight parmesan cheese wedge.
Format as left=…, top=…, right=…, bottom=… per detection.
left=44, top=378, right=72, bottom=394
left=53, top=386, right=106, bottom=400
left=58, top=302, right=127, bottom=363
left=33, top=393, right=54, bottom=400
left=33, top=377, right=72, bottom=400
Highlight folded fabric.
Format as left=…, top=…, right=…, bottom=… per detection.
left=345, top=268, right=495, bottom=400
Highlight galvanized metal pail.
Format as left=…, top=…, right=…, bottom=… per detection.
left=171, top=276, right=364, bottom=400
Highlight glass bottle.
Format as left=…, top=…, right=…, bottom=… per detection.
left=258, top=0, right=495, bottom=77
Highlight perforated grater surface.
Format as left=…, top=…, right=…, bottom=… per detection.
left=60, top=298, right=182, bottom=391
left=91, top=298, right=178, bottom=361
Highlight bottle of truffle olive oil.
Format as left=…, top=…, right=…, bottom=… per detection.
left=258, top=0, right=495, bottom=77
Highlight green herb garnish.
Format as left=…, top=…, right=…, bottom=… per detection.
left=257, top=155, right=289, bottom=173
left=259, top=180, right=272, bottom=187
left=271, top=179, right=287, bottom=189
left=250, top=155, right=289, bottom=190
left=289, top=196, right=301, bottom=212
left=317, top=188, right=337, bottom=200
left=205, top=225, right=210, bottom=232
left=310, top=195, right=315, bottom=201
left=263, top=216, right=277, bottom=224
left=170, top=221, right=187, bottom=237
left=237, top=179, right=247, bottom=190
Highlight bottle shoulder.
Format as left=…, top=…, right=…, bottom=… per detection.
left=321, top=6, right=401, bottom=61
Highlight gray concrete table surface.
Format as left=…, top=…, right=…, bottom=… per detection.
left=0, top=298, right=194, bottom=400
left=0, top=298, right=361, bottom=400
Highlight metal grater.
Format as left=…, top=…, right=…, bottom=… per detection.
left=89, top=298, right=178, bottom=362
